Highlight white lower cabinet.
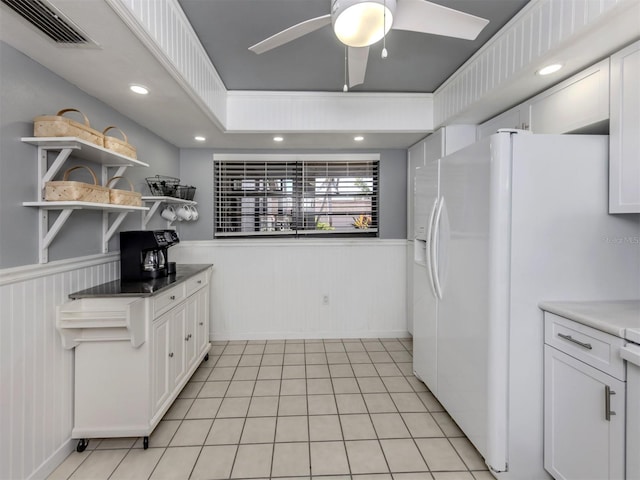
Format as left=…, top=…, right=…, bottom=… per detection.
left=57, top=267, right=212, bottom=450
left=151, top=301, right=192, bottom=423
left=152, top=311, right=172, bottom=414
left=544, top=313, right=626, bottom=480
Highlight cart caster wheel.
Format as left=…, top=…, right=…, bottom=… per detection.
left=204, top=354, right=209, bottom=362
left=76, top=439, right=89, bottom=453
left=143, top=436, right=149, bottom=450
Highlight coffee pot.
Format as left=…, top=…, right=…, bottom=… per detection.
left=120, top=230, right=179, bottom=281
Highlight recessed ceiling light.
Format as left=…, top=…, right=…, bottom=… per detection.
left=194, top=136, right=206, bottom=142
left=537, top=64, right=563, bottom=76
left=354, top=136, right=364, bottom=142
left=273, top=136, right=284, bottom=142
left=129, top=84, right=149, bottom=95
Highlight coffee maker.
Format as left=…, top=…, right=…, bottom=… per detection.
left=120, top=230, right=179, bottom=282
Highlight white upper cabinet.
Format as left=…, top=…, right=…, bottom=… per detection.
left=609, top=40, right=640, bottom=214
left=477, top=59, right=610, bottom=139
left=528, top=59, right=609, bottom=134
left=477, top=106, right=525, bottom=139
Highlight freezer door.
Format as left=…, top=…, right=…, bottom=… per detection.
left=435, top=133, right=511, bottom=472
left=412, top=158, right=440, bottom=393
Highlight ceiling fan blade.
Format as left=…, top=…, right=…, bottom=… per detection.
left=348, top=46, right=369, bottom=88
left=249, top=14, right=332, bottom=54
left=393, top=0, right=489, bottom=40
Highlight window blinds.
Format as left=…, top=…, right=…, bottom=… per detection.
left=214, top=159, right=378, bottom=237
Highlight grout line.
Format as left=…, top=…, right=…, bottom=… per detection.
left=304, top=340, right=313, bottom=478
left=57, top=337, right=488, bottom=480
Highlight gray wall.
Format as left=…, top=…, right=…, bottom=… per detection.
left=0, top=41, right=180, bottom=268
left=0, top=40, right=408, bottom=269
left=178, top=148, right=407, bottom=240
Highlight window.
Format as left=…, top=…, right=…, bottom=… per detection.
left=214, top=154, right=379, bottom=237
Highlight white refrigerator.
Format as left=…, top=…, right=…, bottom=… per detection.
left=412, top=158, right=439, bottom=394
left=412, top=131, right=640, bottom=478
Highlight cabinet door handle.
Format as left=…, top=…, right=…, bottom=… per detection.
left=189, top=334, right=192, bottom=339
left=557, top=333, right=592, bottom=350
left=199, top=322, right=203, bottom=326
left=168, top=352, right=174, bottom=358
left=605, top=385, right=616, bottom=421
left=170, top=295, right=176, bottom=300
left=197, top=280, right=202, bottom=284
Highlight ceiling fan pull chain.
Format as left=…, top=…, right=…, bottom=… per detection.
left=343, top=45, right=348, bottom=92
left=382, top=0, right=388, bottom=59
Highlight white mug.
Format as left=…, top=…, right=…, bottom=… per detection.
left=176, top=205, right=193, bottom=221
left=188, top=205, right=199, bottom=221
left=161, top=206, right=177, bottom=221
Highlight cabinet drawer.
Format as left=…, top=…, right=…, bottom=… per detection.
left=544, top=312, right=626, bottom=380
left=153, top=283, right=186, bottom=317
left=186, top=271, right=208, bottom=296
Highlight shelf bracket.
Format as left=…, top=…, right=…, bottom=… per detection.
left=39, top=209, right=75, bottom=263
left=101, top=165, right=129, bottom=187
left=141, top=200, right=163, bottom=228
left=102, top=211, right=130, bottom=253
left=39, top=146, right=76, bottom=196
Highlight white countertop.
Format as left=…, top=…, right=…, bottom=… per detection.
left=539, top=300, right=640, bottom=342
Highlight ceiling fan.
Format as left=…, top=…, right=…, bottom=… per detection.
left=249, top=0, right=490, bottom=89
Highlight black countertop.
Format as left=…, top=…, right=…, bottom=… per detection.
left=68, top=264, right=213, bottom=299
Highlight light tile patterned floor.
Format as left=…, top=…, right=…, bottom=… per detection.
left=49, top=338, right=492, bottom=480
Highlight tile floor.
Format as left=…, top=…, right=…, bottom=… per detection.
left=49, top=338, right=492, bottom=480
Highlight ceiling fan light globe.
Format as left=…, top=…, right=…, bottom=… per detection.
left=333, top=0, right=394, bottom=47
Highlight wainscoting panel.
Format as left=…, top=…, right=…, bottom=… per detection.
left=434, top=0, right=638, bottom=126
left=0, top=255, right=119, bottom=480
left=171, top=240, right=408, bottom=340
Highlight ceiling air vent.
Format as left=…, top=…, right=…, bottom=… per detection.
left=1, top=0, right=91, bottom=45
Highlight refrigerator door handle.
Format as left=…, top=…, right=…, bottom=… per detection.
left=425, top=198, right=439, bottom=296
left=431, top=197, right=445, bottom=300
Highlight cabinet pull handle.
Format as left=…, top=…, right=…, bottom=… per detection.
left=557, top=333, right=592, bottom=350
left=168, top=352, right=174, bottom=358
left=170, top=295, right=176, bottom=300
left=199, top=322, right=203, bottom=326
left=605, top=385, right=616, bottom=421
left=197, top=280, right=202, bottom=284
left=189, top=334, right=192, bottom=339
left=185, top=336, right=189, bottom=341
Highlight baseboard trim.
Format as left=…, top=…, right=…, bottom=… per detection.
left=210, top=330, right=410, bottom=341
left=26, top=438, right=75, bottom=480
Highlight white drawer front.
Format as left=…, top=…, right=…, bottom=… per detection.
left=545, top=312, right=626, bottom=381
left=153, top=284, right=186, bottom=317
left=186, top=271, right=208, bottom=296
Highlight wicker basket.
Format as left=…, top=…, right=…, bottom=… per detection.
left=45, top=166, right=109, bottom=203
left=103, top=126, right=137, bottom=159
left=34, top=109, right=104, bottom=147
left=106, top=176, right=142, bottom=206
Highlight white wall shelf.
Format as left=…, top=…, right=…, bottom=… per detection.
left=21, top=137, right=149, bottom=263
left=22, top=137, right=149, bottom=170
left=141, top=196, right=197, bottom=229
left=23, top=201, right=148, bottom=211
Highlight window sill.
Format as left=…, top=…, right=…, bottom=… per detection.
left=175, top=238, right=407, bottom=248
